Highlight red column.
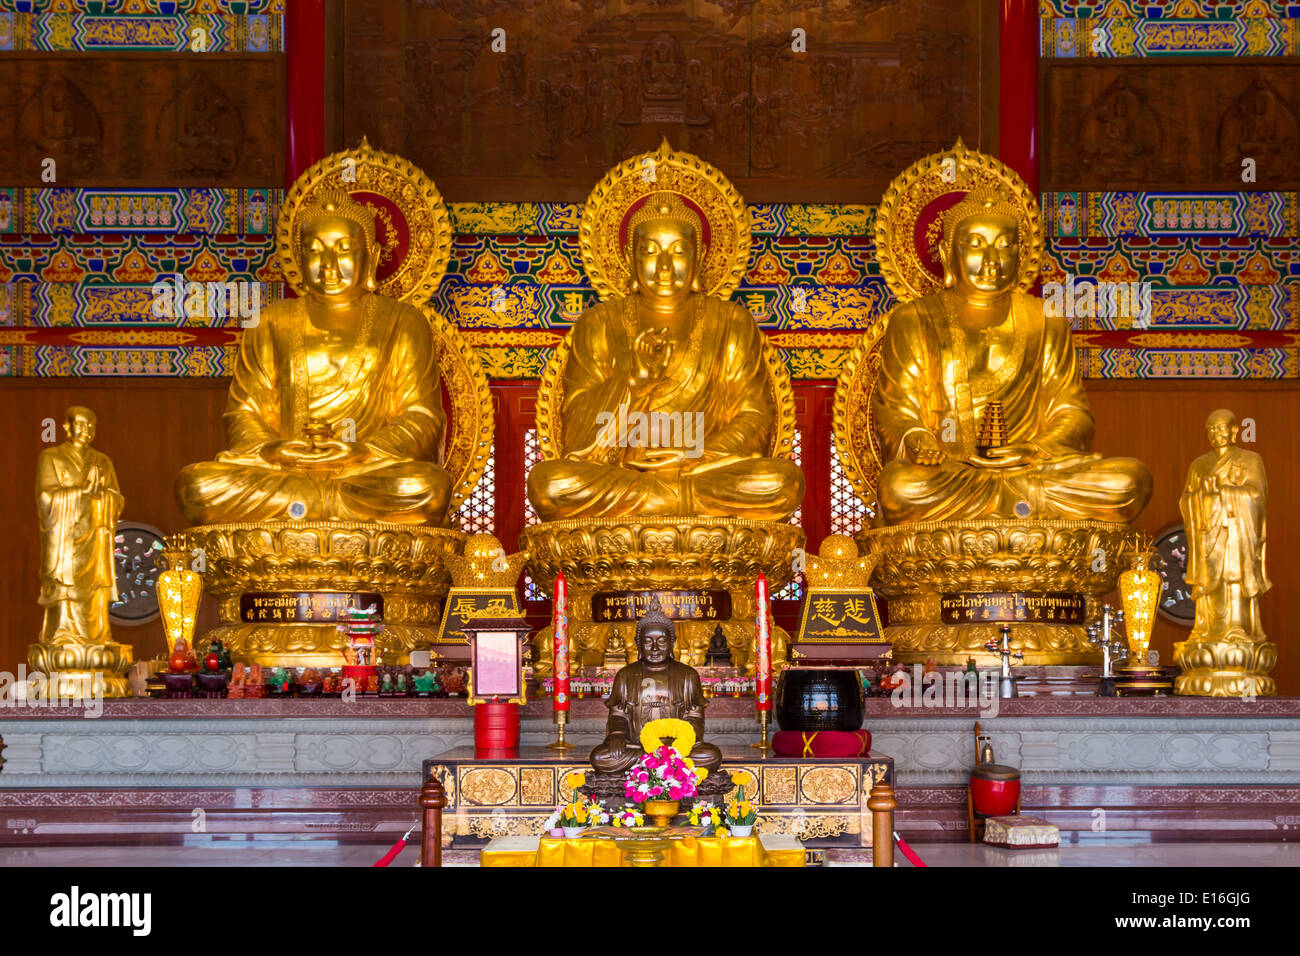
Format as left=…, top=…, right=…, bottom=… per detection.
left=285, top=0, right=326, bottom=191
left=999, top=0, right=1039, bottom=195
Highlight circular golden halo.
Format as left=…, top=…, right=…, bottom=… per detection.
left=277, top=137, right=452, bottom=303
left=579, top=138, right=751, bottom=301
left=874, top=139, right=1043, bottom=303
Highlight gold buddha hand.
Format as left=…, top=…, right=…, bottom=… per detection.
left=527, top=192, right=803, bottom=521
left=872, top=191, right=1151, bottom=525
left=176, top=188, right=452, bottom=526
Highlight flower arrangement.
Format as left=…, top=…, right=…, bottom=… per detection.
left=609, top=807, right=645, bottom=829
left=624, top=745, right=706, bottom=803
left=687, top=801, right=722, bottom=834
left=546, top=795, right=608, bottom=832
left=724, top=783, right=759, bottom=836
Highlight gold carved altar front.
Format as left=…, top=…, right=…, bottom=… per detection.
left=834, top=141, right=1151, bottom=666
left=424, top=749, right=892, bottom=849
left=170, top=141, right=492, bottom=667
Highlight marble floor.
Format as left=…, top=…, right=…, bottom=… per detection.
left=0, top=841, right=1297, bottom=867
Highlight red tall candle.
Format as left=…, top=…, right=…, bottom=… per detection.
left=755, top=572, right=772, bottom=712
left=552, top=573, right=570, bottom=713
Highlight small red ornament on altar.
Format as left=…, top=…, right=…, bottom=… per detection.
left=168, top=637, right=198, bottom=674
left=205, top=648, right=221, bottom=672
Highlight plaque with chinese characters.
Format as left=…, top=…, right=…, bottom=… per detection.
left=796, top=590, right=886, bottom=645
left=239, top=591, right=383, bottom=624
left=436, top=588, right=524, bottom=644
left=591, top=590, right=731, bottom=623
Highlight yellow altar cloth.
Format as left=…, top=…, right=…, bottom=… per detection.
left=480, top=834, right=805, bottom=867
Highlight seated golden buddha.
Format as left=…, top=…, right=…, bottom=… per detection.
left=175, top=187, right=452, bottom=526
left=527, top=191, right=803, bottom=521
left=872, top=190, right=1151, bottom=526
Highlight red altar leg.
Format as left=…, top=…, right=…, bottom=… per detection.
left=474, top=700, right=521, bottom=758
left=999, top=0, right=1039, bottom=195
left=285, top=0, right=326, bottom=190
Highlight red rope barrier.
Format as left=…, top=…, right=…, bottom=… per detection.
left=894, top=831, right=927, bottom=867
left=373, top=821, right=420, bottom=867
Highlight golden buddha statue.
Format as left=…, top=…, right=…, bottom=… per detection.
left=168, top=141, right=493, bottom=668
left=590, top=610, right=723, bottom=776
left=30, top=405, right=133, bottom=697
left=523, top=141, right=804, bottom=675
left=1174, top=409, right=1275, bottom=696
left=175, top=187, right=453, bottom=526
left=872, top=189, right=1151, bottom=526
left=835, top=141, right=1150, bottom=666
left=527, top=190, right=803, bottom=521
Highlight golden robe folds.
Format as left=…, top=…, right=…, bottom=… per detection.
left=176, top=295, right=451, bottom=525
left=528, top=296, right=803, bottom=521
left=873, top=291, right=1151, bottom=524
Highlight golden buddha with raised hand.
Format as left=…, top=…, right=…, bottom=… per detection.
left=871, top=186, right=1151, bottom=525
left=175, top=186, right=452, bottom=526
left=528, top=145, right=803, bottom=521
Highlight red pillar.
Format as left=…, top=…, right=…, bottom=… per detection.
left=285, top=0, right=326, bottom=191
left=999, top=0, right=1039, bottom=195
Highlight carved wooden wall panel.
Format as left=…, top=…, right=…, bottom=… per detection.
left=1042, top=60, right=1300, bottom=191
left=331, top=0, right=998, bottom=202
left=0, top=54, right=284, bottom=187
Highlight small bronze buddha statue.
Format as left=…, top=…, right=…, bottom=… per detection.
left=589, top=609, right=723, bottom=777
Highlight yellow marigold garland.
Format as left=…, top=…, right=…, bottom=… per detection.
left=639, top=717, right=696, bottom=756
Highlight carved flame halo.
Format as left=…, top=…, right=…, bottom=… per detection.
left=579, top=137, right=751, bottom=301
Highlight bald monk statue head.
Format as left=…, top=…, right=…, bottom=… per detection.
left=872, top=189, right=1152, bottom=525
left=174, top=187, right=453, bottom=526
left=589, top=608, right=723, bottom=775
left=527, top=191, right=803, bottom=522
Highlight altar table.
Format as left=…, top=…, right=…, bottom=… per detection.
left=424, top=746, right=894, bottom=849
left=481, top=833, right=806, bottom=867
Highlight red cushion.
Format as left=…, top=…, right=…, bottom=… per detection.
left=772, top=729, right=871, bottom=758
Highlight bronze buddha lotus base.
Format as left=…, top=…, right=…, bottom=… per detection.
left=860, top=517, right=1132, bottom=666
left=522, top=516, right=802, bottom=675
left=1173, top=637, right=1277, bottom=697
left=167, top=520, right=464, bottom=667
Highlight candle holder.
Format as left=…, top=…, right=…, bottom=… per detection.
left=1086, top=604, right=1129, bottom=697
left=750, top=710, right=772, bottom=754
left=982, top=623, right=1023, bottom=699
left=546, top=709, right=575, bottom=752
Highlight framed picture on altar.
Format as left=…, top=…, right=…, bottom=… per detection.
left=464, top=616, right=531, bottom=706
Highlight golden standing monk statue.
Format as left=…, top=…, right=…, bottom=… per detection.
left=176, top=187, right=452, bottom=526
left=30, top=406, right=133, bottom=697
left=836, top=142, right=1152, bottom=666
left=527, top=190, right=802, bottom=520
left=872, top=188, right=1151, bottom=525
left=1174, top=409, right=1274, bottom=696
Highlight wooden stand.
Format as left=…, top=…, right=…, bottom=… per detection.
left=868, top=780, right=897, bottom=867
left=418, top=776, right=445, bottom=868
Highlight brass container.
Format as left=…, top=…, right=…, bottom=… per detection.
left=642, top=799, right=680, bottom=828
